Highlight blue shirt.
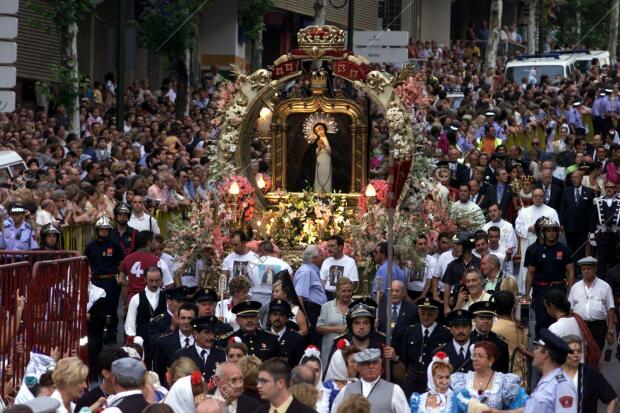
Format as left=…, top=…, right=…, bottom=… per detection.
left=592, top=96, right=611, bottom=117
left=0, top=218, right=38, bottom=251
left=456, top=133, right=474, bottom=152
left=294, top=263, right=327, bottom=305
left=374, top=261, right=407, bottom=293
left=523, top=367, right=577, bottom=413
left=565, top=108, right=583, bottom=129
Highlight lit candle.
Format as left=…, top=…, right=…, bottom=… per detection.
left=256, top=174, right=266, bottom=189
left=228, top=181, right=240, bottom=195
left=365, top=183, right=377, bottom=197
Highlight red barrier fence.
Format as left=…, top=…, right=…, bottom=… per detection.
left=0, top=250, right=79, bottom=265
left=0, top=252, right=89, bottom=397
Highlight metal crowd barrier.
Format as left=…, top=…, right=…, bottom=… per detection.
left=0, top=253, right=89, bottom=397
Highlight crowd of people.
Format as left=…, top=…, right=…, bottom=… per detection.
left=2, top=31, right=620, bottom=413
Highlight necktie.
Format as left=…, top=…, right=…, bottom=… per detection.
left=184, top=337, right=190, bottom=348
left=424, top=328, right=430, bottom=341
left=544, top=186, right=550, bottom=203
left=575, top=188, right=580, bottom=204
left=392, top=305, right=398, bottom=321
left=497, top=184, right=504, bottom=201
left=459, top=346, right=465, bottom=360
left=201, top=349, right=207, bottom=364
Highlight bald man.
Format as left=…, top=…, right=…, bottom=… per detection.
left=212, top=362, right=264, bottom=412
left=196, top=398, right=226, bottom=413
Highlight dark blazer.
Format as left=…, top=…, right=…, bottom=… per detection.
left=260, top=396, right=317, bottom=413
left=277, top=328, right=306, bottom=367
left=484, top=166, right=497, bottom=186
left=471, top=192, right=490, bottom=210
left=147, top=311, right=172, bottom=344
left=436, top=341, right=473, bottom=373
left=470, top=330, right=509, bottom=373
left=153, top=329, right=184, bottom=387
left=576, top=362, right=617, bottom=413
left=174, top=344, right=226, bottom=381
left=401, top=323, right=451, bottom=373
left=378, top=300, right=419, bottom=355
left=559, top=186, right=595, bottom=232
left=449, top=163, right=471, bottom=188
left=237, top=394, right=266, bottom=413
left=535, top=183, right=563, bottom=211
left=327, top=331, right=386, bottom=367
left=486, top=183, right=514, bottom=219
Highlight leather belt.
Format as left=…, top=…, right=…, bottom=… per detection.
left=533, top=280, right=566, bottom=288
left=93, top=273, right=118, bottom=280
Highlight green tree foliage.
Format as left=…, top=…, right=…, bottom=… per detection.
left=137, top=0, right=208, bottom=116
left=238, top=0, right=273, bottom=41
left=546, top=0, right=614, bottom=49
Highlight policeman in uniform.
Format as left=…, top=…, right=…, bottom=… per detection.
left=589, top=179, right=620, bottom=278
left=401, top=297, right=451, bottom=397
left=524, top=328, right=577, bottom=413
left=110, top=202, right=138, bottom=255
left=221, top=300, right=280, bottom=361
left=524, top=217, right=575, bottom=337
left=84, top=216, right=125, bottom=344
left=437, top=309, right=473, bottom=373
left=174, top=315, right=226, bottom=381
left=193, top=288, right=233, bottom=340
left=147, top=286, right=190, bottom=343
left=327, top=298, right=387, bottom=365
left=469, top=301, right=509, bottom=373
left=38, top=223, right=62, bottom=251
left=267, top=299, right=305, bottom=367
left=0, top=203, right=38, bottom=251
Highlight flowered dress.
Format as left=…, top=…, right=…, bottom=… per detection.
left=450, top=371, right=528, bottom=410
left=409, top=390, right=456, bottom=413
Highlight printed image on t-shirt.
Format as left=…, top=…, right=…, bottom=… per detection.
left=233, top=261, right=250, bottom=278
left=259, top=264, right=280, bottom=285
left=407, top=267, right=424, bottom=283
left=329, top=265, right=345, bottom=285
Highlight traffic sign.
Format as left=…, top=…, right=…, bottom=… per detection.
left=0, top=16, right=18, bottom=39
left=0, top=67, right=16, bottom=88
left=0, top=91, right=15, bottom=113
left=353, top=46, right=408, bottom=64
left=354, top=31, right=408, bottom=47
left=0, top=42, right=17, bottom=64
left=0, top=0, right=19, bottom=15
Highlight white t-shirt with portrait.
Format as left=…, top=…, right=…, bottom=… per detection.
left=221, top=251, right=259, bottom=281
left=320, top=255, right=359, bottom=292
left=248, top=255, right=293, bottom=302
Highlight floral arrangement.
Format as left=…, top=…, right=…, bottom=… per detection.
left=385, top=104, right=413, bottom=159
left=166, top=190, right=231, bottom=275
left=259, top=191, right=353, bottom=250
left=358, top=179, right=389, bottom=214
left=218, top=175, right=256, bottom=222
left=394, top=74, right=431, bottom=109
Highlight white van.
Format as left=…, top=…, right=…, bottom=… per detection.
left=570, top=50, right=611, bottom=73
left=0, top=151, right=27, bottom=180
left=505, top=54, right=576, bottom=84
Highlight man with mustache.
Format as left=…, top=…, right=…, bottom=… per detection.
left=174, top=315, right=226, bottom=381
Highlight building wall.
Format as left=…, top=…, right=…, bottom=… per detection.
left=273, top=0, right=379, bottom=31
left=199, top=0, right=246, bottom=68
left=400, top=0, right=451, bottom=44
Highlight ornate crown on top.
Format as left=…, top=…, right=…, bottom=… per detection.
left=311, top=70, right=328, bottom=90
left=298, top=25, right=346, bottom=51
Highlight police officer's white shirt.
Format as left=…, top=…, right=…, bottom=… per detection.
left=179, top=331, right=194, bottom=348
left=523, top=367, right=577, bottom=413
left=320, top=255, right=359, bottom=292
left=125, top=287, right=161, bottom=336
left=128, top=212, right=160, bottom=234
left=568, top=277, right=614, bottom=321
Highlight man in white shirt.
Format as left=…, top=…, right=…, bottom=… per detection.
left=35, top=199, right=59, bottom=227
left=431, top=233, right=453, bottom=302
left=486, top=226, right=514, bottom=276
left=249, top=240, right=292, bottom=306
left=221, top=230, right=259, bottom=281
left=409, top=235, right=437, bottom=300
left=213, top=362, right=263, bottom=413
left=515, top=188, right=559, bottom=291
left=331, top=348, right=410, bottom=413
left=568, top=256, right=615, bottom=351
left=450, top=183, right=485, bottom=230
left=125, top=267, right=166, bottom=348
left=127, top=194, right=160, bottom=234
left=482, top=203, right=518, bottom=252
left=320, top=235, right=358, bottom=299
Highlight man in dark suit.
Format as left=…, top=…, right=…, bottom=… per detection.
left=486, top=167, right=513, bottom=219
left=448, top=147, right=470, bottom=188
left=257, top=358, right=316, bottom=413
left=437, top=309, right=473, bottom=373
left=560, top=169, right=595, bottom=263
left=484, top=152, right=506, bottom=186
left=469, top=179, right=490, bottom=210
left=469, top=301, right=509, bottom=373
left=267, top=299, right=305, bottom=367
left=174, top=315, right=227, bottom=381
left=536, top=169, right=562, bottom=211
left=211, top=362, right=265, bottom=412
left=153, top=302, right=197, bottom=387
left=378, top=279, right=419, bottom=356
left=401, top=298, right=451, bottom=397
left=147, top=286, right=188, bottom=345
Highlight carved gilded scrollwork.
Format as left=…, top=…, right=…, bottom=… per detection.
left=365, top=71, right=391, bottom=94
left=246, top=69, right=272, bottom=90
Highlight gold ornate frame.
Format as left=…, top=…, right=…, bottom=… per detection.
left=270, top=92, right=367, bottom=193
